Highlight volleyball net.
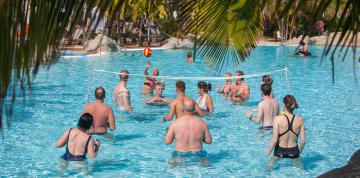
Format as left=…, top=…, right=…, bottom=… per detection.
left=85, top=66, right=290, bottom=103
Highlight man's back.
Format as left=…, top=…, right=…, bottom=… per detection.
left=84, top=102, right=115, bottom=134
left=259, top=98, right=279, bottom=127
left=172, top=116, right=209, bottom=152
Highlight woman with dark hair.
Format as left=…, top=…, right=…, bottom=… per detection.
left=197, top=81, right=214, bottom=114
left=267, top=95, right=305, bottom=163
left=56, top=113, right=100, bottom=161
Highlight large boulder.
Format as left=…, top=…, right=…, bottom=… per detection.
left=85, top=34, right=121, bottom=53
left=318, top=149, right=360, bottom=178
left=162, top=35, right=195, bottom=49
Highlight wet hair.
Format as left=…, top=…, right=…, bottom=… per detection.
left=262, top=75, right=273, bottom=85
left=120, top=70, right=129, bottom=81
left=198, top=81, right=212, bottom=93
left=283, top=95, right=298, bottom=113
left=187, top=51, right=192, bottom=58
left=182, top=99, right=195, bottom=112
left=77, top=113, right=94, bottom=132
left=235, top=71, right=245, bottom=81
left=225, top=72, right=232, bottom=76
left=261, top=84, right=272, bottom=96
left=300, top=41, right=305, bottom=46
left=153, top=69, right=159, bottom=76
left=176, top=80, right=186, bottom=92
left=95, top=87, right=105, bottom=100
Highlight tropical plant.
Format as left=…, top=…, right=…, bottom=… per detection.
left=182, top=0, right=359, bottom=78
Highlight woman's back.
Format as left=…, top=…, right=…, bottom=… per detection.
left=277, top=114, right=303, bottom=148
left=67, top=129, right=91, bottom=156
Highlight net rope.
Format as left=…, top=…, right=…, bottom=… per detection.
left=86, top=66, right=290, bottom=103
left=92, top=67, right=288, bottom=81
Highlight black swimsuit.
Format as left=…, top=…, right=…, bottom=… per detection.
left=61, top=128, right=92, bottom=161
left=274, top=114, right=300, bottom=158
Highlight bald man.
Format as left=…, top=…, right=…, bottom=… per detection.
left=83, top=87, right=115, bottom=134
left=164, top=98, right=212, bottom=152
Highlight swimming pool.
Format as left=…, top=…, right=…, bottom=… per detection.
left=1, top=46, right=359, bottom=177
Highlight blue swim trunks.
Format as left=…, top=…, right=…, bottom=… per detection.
left=171, top=150, right=207, bottom=159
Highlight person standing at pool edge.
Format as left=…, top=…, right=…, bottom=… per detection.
left=246, top=84, right=279, bottom=129
left=83, top=87, right=116, bottom=134
left=114, top=70, right=132, bottom=113
left=267, top=95, right=305, bottom=163
left=164, top=98, right=212, bottom=164
left=56, top=113, right=100, bottom=161
left=163, top=80, right=204, bottom=121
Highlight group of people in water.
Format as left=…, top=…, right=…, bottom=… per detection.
left=55, top=58, right=306, bottom=168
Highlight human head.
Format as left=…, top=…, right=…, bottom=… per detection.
left=283, top=95, right=298, bottom=113
left=262, top=75, right=273, bottom=85
left=77, top=113, right=94, bottom=132
left=234, top=71, right=244, bottom=83
left=176, top=80, right=186, bottom=93
left=261, top=84, right=272, bottom=96
left=182, top=98, right=195, bottom=113
left=120, top=70, right=129, bottom=81
left=187, top=51, right=192, bottom=58
left=197, top=81, right=212, bottom=94
left=152, top=69, right=159, bottom=76
left=155, top=84, right=163, bottom=96
left=225, top=72, right=232, bottom=82
left=95, top=87, right=105, bottom=100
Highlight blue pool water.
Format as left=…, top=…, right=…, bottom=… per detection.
left=1, top=46, right=359, bottom=177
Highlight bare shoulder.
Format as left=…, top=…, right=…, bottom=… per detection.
left=274, top=115, right=283, bottom=122
left=296, top=115, right=304, bottom=123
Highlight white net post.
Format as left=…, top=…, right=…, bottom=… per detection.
left=85, top=67, right=95, bottom=104
left=284, top=66, right=290, bottom=94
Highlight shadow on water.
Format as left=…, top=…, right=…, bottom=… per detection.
left=113, top=134, right=144, bottom=142
left=301, top=152, right=327, bottom=170
left=90, top=159, right=129, bottom=173
left=128, top=113, right=162, bottom=123
left=207, top=150, right=231, bottom=164
left=210, top=112, right=231, bottom=119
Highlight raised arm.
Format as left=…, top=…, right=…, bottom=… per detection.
left=267, top=117, right=279, bottom=156
left=144, top=62, right=150, bottom=80
left=108, top=108, right=116, bottom=131
left=163, top=101, right=176, bottom=121
left=87, top=138, right=100, bottom=158
left=299, top=117, right=306, bottom=153
left=164, top=123, right=175, bottom=144
left=246, top=104, right=262, bottom=124
left=55, top=129, right=70, bottom=148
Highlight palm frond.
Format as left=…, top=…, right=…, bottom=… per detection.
left=181, top=0, right=265, bottom=70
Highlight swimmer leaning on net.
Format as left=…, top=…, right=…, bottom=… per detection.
left=144, top=84, right=172, bottom=105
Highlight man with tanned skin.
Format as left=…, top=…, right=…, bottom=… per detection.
left=164, top=98, right=212, bottom=164
left=230, top=71, right=250, bottom=102
left=114, top=70, right=132, bottom=113
left=83, top=87, right=115, bottom=134
left=162, top=80, right=204, bottom=121
left=144, top=83, right=172, bottom=105
left=246, top=84, right=279, bottom=129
